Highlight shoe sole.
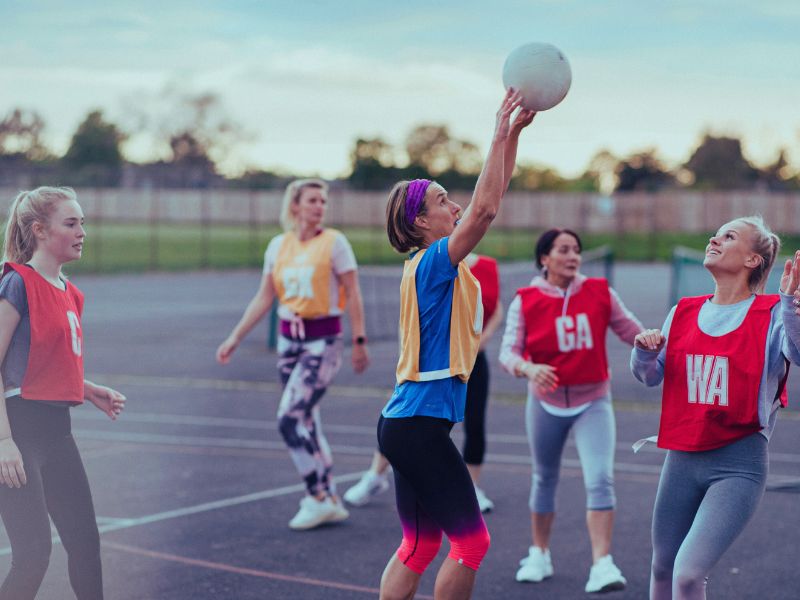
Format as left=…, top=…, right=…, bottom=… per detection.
left=516, top=574, right=552, bottom=583
left=586, top=581, right=626, bottom=593
left=289, top=510, right=349, bottom=530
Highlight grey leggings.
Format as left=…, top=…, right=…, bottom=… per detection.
left=525, top=395, right=616, bottom=513
left=650, top=433, right=768, bottom=600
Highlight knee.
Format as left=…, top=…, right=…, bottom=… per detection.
left=448, top=526, right=491, bottom=571
left=650, top=557, right=673, bottom=584
left=586, top=477, right=615, bottom=510
left=530, top=474, right=557, bottom=513
left=673, top=563, right=707, bottom=597
left=397, top=530, right=443, bottom=575
left=11, top=539, right=52, bottom=579
left=674, top=572, right=706, bottom=597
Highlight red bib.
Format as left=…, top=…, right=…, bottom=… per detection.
left=518, top=278, right=611, bottom=386
left=659, top=294, right=779, bottom=451
left=4, top=263, right=84, bottom=403
left=468, top=256, right=499, bottom=328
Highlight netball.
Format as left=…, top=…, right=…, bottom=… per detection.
left=502, top=42, right=572, bottom=111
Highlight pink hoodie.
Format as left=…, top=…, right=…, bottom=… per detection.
left=499, top=273, right=643, bottom=409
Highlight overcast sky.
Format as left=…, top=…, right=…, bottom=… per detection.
left=2, top=0, right=799, bottom=178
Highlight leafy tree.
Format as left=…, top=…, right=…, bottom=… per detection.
left=348, top=137, right=401, bottom=189
left=0, top=108, right=49, bottom=160
left=684, top=134, right=759, bottom=190
left=761, top=149, right=798, bottom=191
left=404, top=124, right=482, bottom=177
left=577, top=149, right=618, bottom=194
left=510, top=163, right=569, bottom=191
left=64, top=110, right=125, bottom=168
left=62, top=110, right=126, bottom=185
left=615, top=148, right=675, bottom=192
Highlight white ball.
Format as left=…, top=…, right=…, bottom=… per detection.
left=502, top=43, right=572, bottom=111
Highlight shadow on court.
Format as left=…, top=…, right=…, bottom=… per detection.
left=2, top=264, right=798, bottom=599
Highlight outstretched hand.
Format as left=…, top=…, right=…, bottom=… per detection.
left=781, top=251, right=800, bottom=295
left=511, top=107, right=537, bottom=134
left=781, top=250, right=800, bottom=315
left=494, top=88, right=524, bottom=141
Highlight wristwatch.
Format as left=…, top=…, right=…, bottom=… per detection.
left=353, top=336, right=367, bottom=345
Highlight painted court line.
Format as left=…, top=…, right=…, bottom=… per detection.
left=102, top=541, right=435, bottom=599
left=0, top=472, right=364, bottom=557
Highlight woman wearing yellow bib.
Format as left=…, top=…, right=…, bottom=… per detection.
left=216, top=179, right=369, bottom=530
left=377, top=89, right=536, bottom=600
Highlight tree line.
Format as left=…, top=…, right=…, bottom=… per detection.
left=1, top=101, right=798, bottom=193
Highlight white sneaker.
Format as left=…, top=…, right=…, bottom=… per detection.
left=515, top=546, right=553, bottom=583
left=585, top=554, right=626, bottom=593
left=343, top=471, right=390, bottom=506
left=474, top=486, right=494, bottom=513
left=288, top=495, right=349, bottom=530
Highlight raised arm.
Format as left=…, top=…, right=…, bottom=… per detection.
left=447, top=89, right=526, bottom=265
left=779, top=252, right=800, bottom=364
left=502, top=109, right=536, bottom=193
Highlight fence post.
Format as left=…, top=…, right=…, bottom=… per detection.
left=266, top=303, right=278, bottom=351
left=200, top=190, right=210, bottom=268
left=94, top=189, right=104, bottom=272
left=149, top=188, right=160, bottom=270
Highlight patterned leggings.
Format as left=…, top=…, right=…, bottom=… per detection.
left=276, top=335, right=343, bottom=496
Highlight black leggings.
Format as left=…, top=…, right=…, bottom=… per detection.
left=463, top=350, right=489, bottom=466
left=0, top=398, right=102, bottom=600
left=377, top=415, right=490, bottom=572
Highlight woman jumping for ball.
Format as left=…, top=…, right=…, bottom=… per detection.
left=377, top=89, right=535, bottom=600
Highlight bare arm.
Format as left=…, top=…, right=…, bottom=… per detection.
left=0, top=299, right=26, bottom=488
left=338, top=269, right=370, bottom=373
left=216, top=272, right=277, bottom=364
left=447, top=90, right=525, bottom=266
left=502, top=109, right=536, bottom=192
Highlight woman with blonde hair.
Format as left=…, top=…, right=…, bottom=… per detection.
left=632, top=216, right=800, bottom=599
left=0, top=187, right=126, bottom=599
left=217, top=178, right=370, bottom=530
left=377, top=89, right=535, bottom=600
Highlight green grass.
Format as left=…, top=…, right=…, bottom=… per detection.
left=7, top=223, right=800, bottom=273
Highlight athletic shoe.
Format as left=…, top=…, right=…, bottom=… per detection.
left=328, top=496, right=350, bottom=522
left=585, top=554, right=627, bottom=593
left=515, top=546, right=553, bottom=583
left=288, top=495, right=349, bottom=530
left=474, top=486, right=495, bottom=513
left=343, top=471, right=390, bottom=506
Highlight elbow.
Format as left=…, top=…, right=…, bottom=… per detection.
left=472, top=204, right=497, bottom=224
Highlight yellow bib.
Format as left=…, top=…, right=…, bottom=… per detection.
left=395, top=248, right=483, bottom=384
left=272, top=229, right=346, bottom=318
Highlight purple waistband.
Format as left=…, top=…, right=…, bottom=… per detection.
left=280, top=315, right=342, bottom=340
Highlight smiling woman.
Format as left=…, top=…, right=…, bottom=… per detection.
left=632, top=215, right=800, bottom=598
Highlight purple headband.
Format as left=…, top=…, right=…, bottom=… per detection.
left=405, top=179, right=432, bottom=224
